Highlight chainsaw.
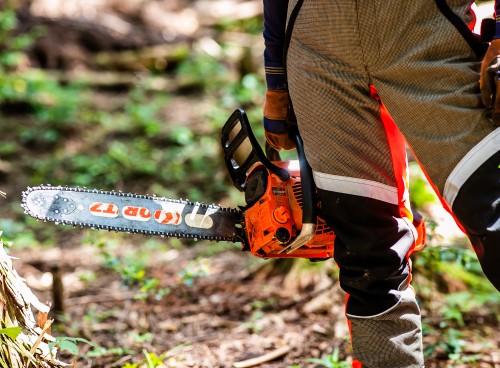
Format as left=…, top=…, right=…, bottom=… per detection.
left=22, top=109, right=425, bottom=259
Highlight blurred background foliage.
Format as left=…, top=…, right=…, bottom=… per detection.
left=0, top=0, right=498, bottom=366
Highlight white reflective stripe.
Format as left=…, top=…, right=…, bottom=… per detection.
left=346, top=286, right=416, bottom=319
left=313, top=171, right=399, bottom=205
left=444, top=128, right=500, bottom=208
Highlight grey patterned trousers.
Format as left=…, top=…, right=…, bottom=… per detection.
left=285, top=0, right=499, bottom=367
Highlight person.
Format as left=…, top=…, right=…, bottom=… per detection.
left=261, top=0, right=500, bottom=367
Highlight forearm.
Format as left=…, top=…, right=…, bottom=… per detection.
left=263, top=0, right=288, bottom=89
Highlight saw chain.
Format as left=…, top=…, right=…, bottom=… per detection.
left=22, top=185, right=245, bottom=243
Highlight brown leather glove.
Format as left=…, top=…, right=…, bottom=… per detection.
left=263, top=89, right=296, bottom=150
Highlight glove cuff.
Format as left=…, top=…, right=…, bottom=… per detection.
left=263, top=116, right=287, bottom=134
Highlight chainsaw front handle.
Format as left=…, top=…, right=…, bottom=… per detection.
left=265, top=141, right=281, bottom=162
left=221, top=109, right=290, bottom=191
left=280, top=131, right=317, bottom=254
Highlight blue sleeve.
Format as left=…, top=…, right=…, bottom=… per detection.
left=495, top=0, right=500, bottom=39
left=263, top=0, right=288, bottom=89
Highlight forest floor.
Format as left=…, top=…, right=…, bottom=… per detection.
left=8, top=227, right=500, bottom=368
left=1, top=0, right=499, bottom=367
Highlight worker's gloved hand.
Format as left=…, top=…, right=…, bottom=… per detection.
left=263, top=89, right=296, bottom=150
left=480, top=39, right=500, bottom=126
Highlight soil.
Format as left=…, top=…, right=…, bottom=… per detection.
left=2, top=1, right=499, bottom=367
left=10, top=240, right=350, bottom=367
left=9, top=233, right=500, bottom=368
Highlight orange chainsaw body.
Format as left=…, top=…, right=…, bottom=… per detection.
left=242, top=161, right=335, bottom=259
left=221, top=109, right=425, bottom=260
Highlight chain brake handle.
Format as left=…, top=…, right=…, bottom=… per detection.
left=221, top=109, right=290, bottom=191
left=221, top=109, right=317, bottom=253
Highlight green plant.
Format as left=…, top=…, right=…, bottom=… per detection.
left=48, top=336, right=97, bottom=356
left=408, top=162, right=437, bottom=209
left=308, top=348, right=350, bottom=368
left=241, top=310, right=266, bottom=334
left=414, top=245, right=495, bottom=293
left=0, top=7, right=41, bottom=72
left=83, top=306, right=120, bottom=325
left=220, top=73, right=266, bottom=107
left=86, top=346, right=135, bottom=359
left=130, top=332, right=154, bottom=344
left=121, top=363, right=138, bottom=368
left=178, top=258, right=211, bottom=286
left=125, top=87, right=168, bottom=138
left=0, top=7, right=84, bottom=126
left=135, top=277, right=171, bottom=301
left=423, top=328, right=482, bottom=366
left=91, top=238, right=170, bottom=300
left=440, top=291, right=500, bottom=327
left=175, top=52, right=230, bottom=91
left=0, top=327, right=21, bottom=341
left=116, top=350, right=166, bottom=368
left=143, top=349, right=164, bottom=368
left=215, top=14, right=264, bottom=34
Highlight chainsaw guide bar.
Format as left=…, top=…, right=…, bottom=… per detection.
left=22, top=185, right=245, bottom=243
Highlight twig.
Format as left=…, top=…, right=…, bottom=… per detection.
left=233, top=346, right=290, bottom=368
left=29, top=318, right=54, bottom=355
